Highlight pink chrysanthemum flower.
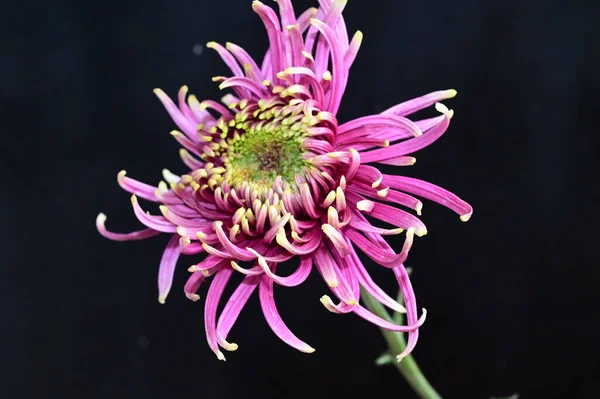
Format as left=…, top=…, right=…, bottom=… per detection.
left=97, top=0, right=472, bottom=361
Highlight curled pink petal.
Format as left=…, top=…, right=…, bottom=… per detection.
left=130, top=195, right=177, bottom=233
left=313, top=244, right=357, bottom=305
left=309, top=18, right=346, bottom=115
left=157, top=234, right=182, bottom=304
left=383, top=89, right=457, bottom=117
left=219, top=76, right=269, bottom=99
left=393, top=264, right=421, bottom=361
left=216, top=275, right=261, bottom=350
left=116, top=171, right=159, bottom=202
left=346, top=244, right=406, bottom=313
left=349, top=192, right=427, bottom=236
left=338, top=114, right=422, bottom=138
left=352, top=304, right=426, bottom=333
left=345, top=228, right=415, bottom=268
left=96, top=213, right=161, bottom=241
left=382, top=174, right=473, bottom=221
left=253, top=1, right=284, bottom=82
left=184, top=270, right=208, bottom=302
left=259, top=274, right=315, bottom=353
left=154, top=88, right=198, bottom=141
left=359, top=112, right=450, bottom=163
left=205, top=267, right=234, bottom=360
left=259, top=256, right=312, bottom=287
left=206, top=41, right=245, bottom=78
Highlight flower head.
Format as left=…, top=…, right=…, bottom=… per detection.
left=97, top=0, right=472, bottom=361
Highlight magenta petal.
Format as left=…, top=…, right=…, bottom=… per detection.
left=216, top=275, right=261, bottom=350
left=204, top=267, right=234, bottom=360
left=351, top=304, right=426, bottom=332
left=259, top=274, right=315, bottom=353
left=312, top=1, right=347, bottom=76
left=284, top=25, right=304, bottom=75
left=329, top=243, right=360, bottom=299
left=350, top=194, right=427, bottom=236
left=260, top=47, right=273, bottom=79
left=169, top=130, right=202, bottom=157
left=275, top=0, right=298, bottom=70
left=96, top=213, right=160, bottom=242
left=275, top=229, right=322, bottom=255
left=392, top=264, right=421, bottom=361
left=309, top=18, right=346, bottom=115
left=348, top=217, right=404, bottom=236
left=213, top=221, right=259, bottom=261
left=382, top=175, right=473, bottom=221
left=183, top=271, right=205, bottom=302
left=345, top=228, right=414, bottom=268
left=206, top=41, right=245, bottom=78
left=313, top=244, right=357, bottom=305
left=375, top=156, right=416, bottom=167
left=219, top=77, right=269, bottom=99
left=349, top=182, right=423, bottom=215
left=159, top=206, right=207, bottom=228
left=258, top=256, right=312, bottom=287
left=383, top=89, right=457, bottom=117
left=226, top=42, right=265, bottom=83
left=116, top=171, right=159, bottom=202
left=253, top=1, right=284, bottom=82
left=130, top=196, right=178, bottom=233
left=359, top=113, right=450, bottom=163
left=179, top=149, right=204, bottom=171
left=194, top=256, right=228, bottom=273
left=153, top=88, right=198, bottom=141
left=346, top=244, right=406, bottom=313
left=344, top=30, right=362, bottom=69
left=179, top=236, right=205, bottom=255
left=338, top=114, right=422, bottom=138
left=321, top=224, right=351, bottom=257
left=157, top=234, right=182, bottom=304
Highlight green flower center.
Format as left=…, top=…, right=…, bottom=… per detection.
left=227, top=125, right=307, bottom=185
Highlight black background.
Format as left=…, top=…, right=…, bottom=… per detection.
left=2, top=0, right=599, bottom=398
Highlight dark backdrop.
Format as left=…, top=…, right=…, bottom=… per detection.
left=2, top=0, right=599, bottom=398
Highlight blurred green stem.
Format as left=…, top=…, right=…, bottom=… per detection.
left=361, top=288, right=442, bottom=399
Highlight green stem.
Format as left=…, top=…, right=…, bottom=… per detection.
left=361, top=288, right=442, bottom=399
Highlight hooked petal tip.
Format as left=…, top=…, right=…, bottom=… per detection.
left=224, top=342, right=239, bottom=351
left=435, top=102, right=454, bottom=119
left=96, top=212, right=107, bottom=224
left=416, top=202, right=423, bottom=216
left=460, top=211, right=473, bottom=222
